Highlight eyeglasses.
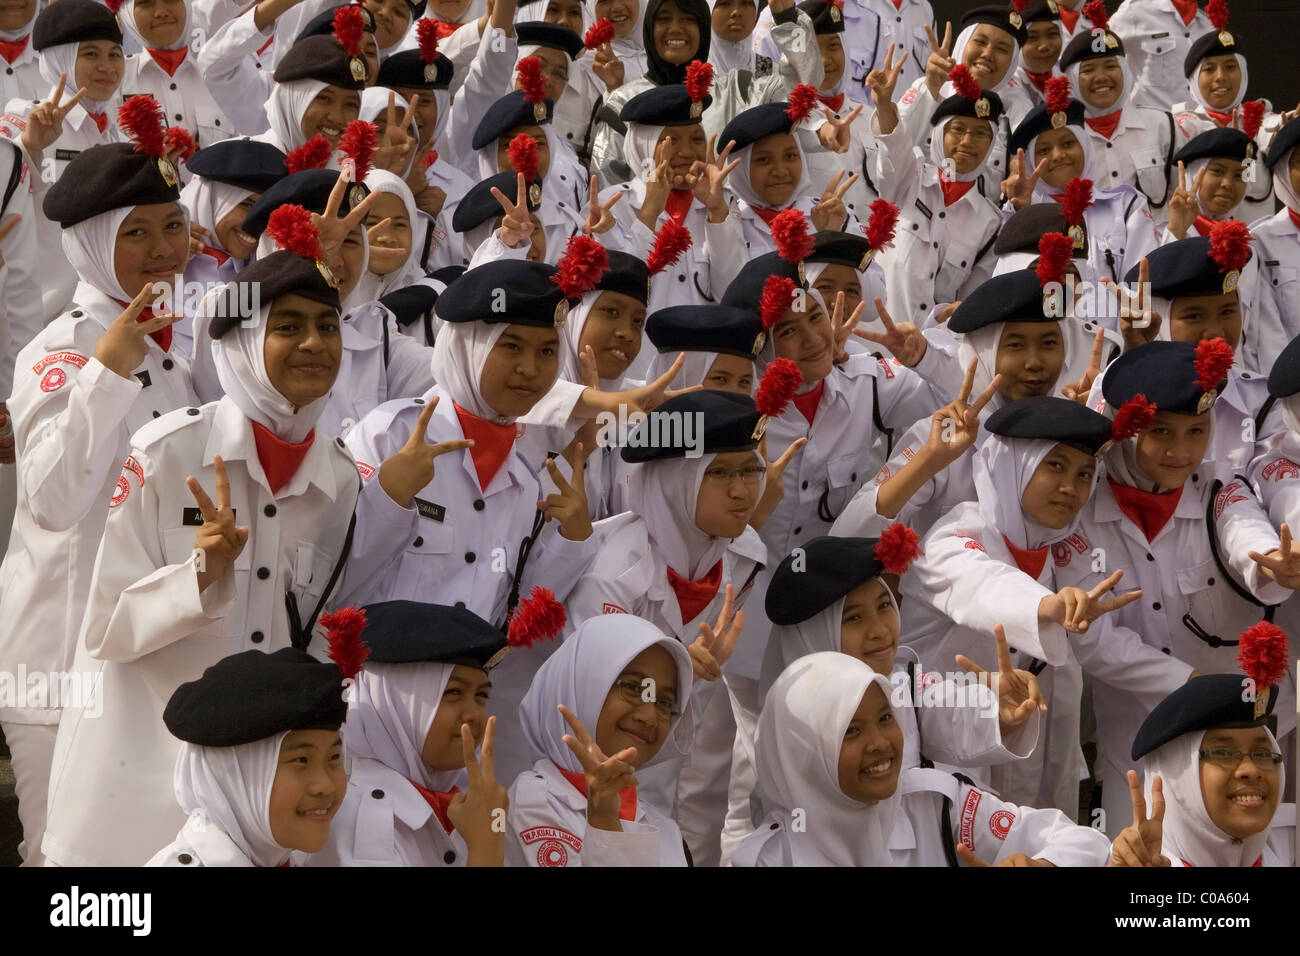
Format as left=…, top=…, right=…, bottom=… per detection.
left=702, top=465, right=766, bottom=485
left=1198, top=748, right=1284, bottom=770
left=945, top=123, right=993, bottom=145
left=613, top=678, right=679, bottom=719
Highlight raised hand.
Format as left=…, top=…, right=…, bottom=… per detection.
left=447, top=717, right=509, bottom=866
left=818, top=103, right=865, bottom=154
left=829, top=292, right=866, bottom=363
left=490, top=172, right=536, bottom=248
left=638, top=134, right=674, bottom=229
left=583, top=174, right=623, bottom=235
left=559, top=703, right=638, bottom=832
left=541, top=441, right=593, bottom=541
left=1249, top=522, right=1300, bottom=589
left=811, top=170, right=859, bottom=231
left=688, top=135, right=740, bottom=220
left=617, top=352, right=699, bottom=415
left=1040, top=570, right=1143, bottom=633
left=854, top=297, right=927, bottom=367
left=187, top=455, right=249, bottom=593
left=373, top=91, right=418, bottom=172
left=1000, top=148, right=1048, bottom=209
left=1061, top=327, right=1106, bottom=403
left=314, top=170, right=382, bottom=263
left=376, top=397, right=475, bottom=507
left=1109, top=770, right=1170, bottom=867
left=591, top=40, right=624, bottom=92
left=865, top=42, right=905, bottom=108
left=92, top=282, right=180, bottom=380
left=689, top=583, right=745, bottom=681
left=21, top=73, right=88, bottom=157
left=955, top=624, right=1047, bottom=733
left=1166, top=160, right=1207, bottom=240
left=923, top=22, right=955, bottom=101
left=923, top=357, right=1000, bottom=468
left=751, top=433, right=805, bottom=531
left=958, top=842, right=1055, bottom=866
left=1103, top=257, right=1161, bottom=351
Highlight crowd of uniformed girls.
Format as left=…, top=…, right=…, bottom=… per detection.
left=0, top=0, right=1294, bottom=868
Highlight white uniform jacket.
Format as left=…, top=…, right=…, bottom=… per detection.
left=0, top=40, right=43, bottom=110
left=753, top=0, right=889, bottom=103
left=146, top=815, right=260, bottom=867
left=1085, top=106, right=1176, bottom=219
left=1242, top=209, right=1300, bottom=377
left=121, top=50, right=237, bottom=153
left=195, top=6, right=274, bottom=136
left=894, top=73, right=1035, bottom=182
left=1108, top=0, right=1212, bottom=112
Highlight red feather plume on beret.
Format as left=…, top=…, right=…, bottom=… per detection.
left=584, top=18, right=615, bottom=49
left=760, top=275, right=797, bottom=330
left=1044, top=75, right=1072, bottom=116
left=517, top=56, right=547, bottom=105
left=1242, top=100, right=1265, bottom=140
left=118, top=95, right=167, bottom=158
left=507, top=132, right=539, bottom=182
left=1061, top=177, right=1093, bottom=227
left=266, top=204, right=325, bottom=261
left=339, top=119, right=377, bottom=182
left=1237, top=622, right=1289, bottom=693
left=647, top=219, right=692, bottom=275
left=785, top=84, right=819, bottom=123
left=1110, top=394, right=1157, bottom=441
left=163, top=126, right=197, bottom=162
left=948, top=64, right=980, bottom=103
left=1208, top=219, right=1251, bottom=274
left=507, top=587, right=566, bottom=648
left=285, top=134, right=333, bottom=174
left=771, top=208, right=813, bottom=264
left=866, top=199, right=899, bottom=251
left=1194, top=337, right=1234, bottom=392
left=321, top=607, right=370, bottom=680
left=104, top=0, right=124, bottom=12
left=874, top=523, right=922, bottom=575
left=685, top=60, right=714, bottom=102
left=1036, top=232, right=1074, bottom=288
left=333, top=4, right=365, bottom=57
left=1010, top=0, right=1028, bottom=12
left=1206, top=0, right=1229, bottom=33
left=417, top=17, right=440, bottom=62
left=755, top=358, right=802, bottom=418
left=551, top=235, right=608, bottom=299
left=1082, top=0, right=1109, bottom=32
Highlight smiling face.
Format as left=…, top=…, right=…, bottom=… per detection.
left=1168, top=292, right=1242, bottom=349
left=595, top=644, right=679, bottom=769
left=962, top=24, right=1016, bottom=87
left=578, top=290, right=645, bottom=379
left=1197, top=158, right=1247, bottom=217
left=1197, top=54, right=1242, bottom=111
left=0, top=0, right=33, bottom=32
left=215, top=194, right=259, bottom=260
left=1022, top=20, right=1062, bottom=74
left=837, top=682, right=903, bottom=803
left=994, top=321, right=1065, bottom=400
left=113, top=202, right=190, bottom=300
left=75, top=40, right=125, bottom=102
left=1034, top=126, right=1085, bottom=189
left=1078, top=56, right=1124, bottom=111
left=817, top=33, right=845, bottom=93
left=544, top=0, right=584, bottom=34
left=653, top=0, right=701, bottom=65
left=421, top=665, right=492, bottom=771
left=362, top=0, right=411, bottom=49
left=268, top=729, right=347, bottom=854
left=942, top=116, right=995, bottom=174
left=596, top=0, right=639, bottom=38
left=478, top=323, right=561, bottom=417
left=1134, top=409, right=1211, bottom=489
left=710, top=0, right=755, bottom=43
left=748, top=131, right=801, bottom=207
left=839, top=578, right=899, bottom=674
left=365, top=192, right=412, bottom=277
left=393, top=85, right=438, bottom=148
left=262, top=293, right=343, bottom=407
left=701, top=353, right=755, bottom=393
left=1199, top=727, right=1281, bottom=840
left=772, top=300, right=834, bottom=385
left=529, top=46, right=571, bottom=104
left=656, top=123, right=707, bottom=188
left=300, top=85, right=362, bottom=147
left=1019, top=442, right=1097, bottom=529
left=496, top=125, right=552, bottom=179
left=812, top=263, right=863, bottom=316
left=695, top=450, right=764, bottom=537
left=134, top=0, right=186, bottom=48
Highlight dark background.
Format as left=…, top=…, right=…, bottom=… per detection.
left=930, top=0, right=1300, bottom=110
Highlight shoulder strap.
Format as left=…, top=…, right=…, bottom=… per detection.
left=1124, top=191, right=1140, bottom=221
left=381, top=310, right=390, bottom=368
left=1255, top=395, right=1277, bottom=442
left=939, top=794, right=960, bottom=866
left=285, top=510, right=357, bottom=651
left=2, top=141, right=21, bottom=214
left=503, top=508, right=549, bottom=628
left=1204, top=477, right=1277, bottom=621
left=595, top=104, right=627, bottom=138
left=870, top=362, right=895, bottom=458
left=907, top=659, right=937, bottom=770
left=974, top=225, right=999, bottom=264
left=418, top=217, right=435, bottom=272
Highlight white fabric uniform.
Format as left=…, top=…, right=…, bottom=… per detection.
left=120, top=49, right=237, bottom=152
left=0, top=37, right=43, bottom=109
left=894, top=74, right=1035, bottom=183
left=146, top=815, right=261, bottom=867
left=1169, top=105, right=1279, bottom=224
left=40, top=397, right=359, bottom=866
left=1108, top=0, right=1212, bottom=112
left=195, top=5, right=275, bottom=136
left=443, top=24, right=519, bottom=173
left=1032, top=182, right=1161, bottom=294
left=1084, top=106, right=1175, bottom=219
left=752, top=0, right=888, bottom=104
left=1244, top=209, right=1300, bottom=377
left=0, top=138, right=46, bottom=395
left=853, top=0, right=933, bottom=94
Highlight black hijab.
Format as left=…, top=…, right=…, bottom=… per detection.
left=643, top=0, right=711, bottom=85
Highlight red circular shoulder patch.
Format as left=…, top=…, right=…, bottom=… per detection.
left=536, top=840, right=569, bottom=867
left=989, top=809, right=1015, bottom=840
left=109, top=475, right=131, bottom=508
left=40, top=367, right=66, bottom=392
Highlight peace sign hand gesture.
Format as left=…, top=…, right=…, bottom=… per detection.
left=1109, top=770, right=1169, bottom=867
left=955, top=624, right=1047, bottom=734
left=811, top=169, right=858, bottom=231
left=559, top=703, right=638, bottom=832
left=1103, top=257, right=1161, bottom=351
left=1249, top=522, right=1300, bottom=589
left=541, top=441, right=593, bottom=541
left=313, top=171, right=382, bottom=263
left=923, top=22, right=955, bottom=101
left=919, top=357, right=1000, bottom=468
left=377, top=397, right=475, bottom=507
left=854, top=297, right=927, bottom=367
left=689, top=135, right=740, bottom=221
left=638, top=135, right=674, bottom=229
left=1166, top=160, right=1207, bottom=240
left=447, top=717, right=509, bottom=866
left=490, top=172, right=535, bottom=248
left=751, top=432, right=806, bottom=531
left=21, top=73, right=87, bottom=158
left=866, top=42, right=905, bottom=108
left=1061, top=327, right=1106, bottom=403
left=591, top=40, right=624, bottom=93
left=829, top=292, right=866, bottom=363
left=1040, top=569, right=1144, bottom=633
left=188, top=455, right=249, bottom=593
left=689, top=583, right=745, bottom=681
left=582, top=175, right=622, bottom=235
left=92, top=281, right=181, bottom=380
left=818, top=103, right=865, bottom=154
left=372, top=92, right=418, bottom=172
left=1000, top=148, right=1048, bottom=210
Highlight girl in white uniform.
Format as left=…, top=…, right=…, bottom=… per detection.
left=507, top=613, right=697, bottom=866
left=1013, top=0, right=1065, bottom=106
left=0, top=0, right=43, bottom=107
left=261, top=23, right=367, bottom=156
left=733, top=653, right=1112, bottom=866
left=1164, top=127, right=1259, bottom=244
left=1243, top=118, right=1300, bottom=373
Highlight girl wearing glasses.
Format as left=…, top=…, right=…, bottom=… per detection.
left=507, top=614, right=696, bottom=866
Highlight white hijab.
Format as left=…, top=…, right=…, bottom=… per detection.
left=590, top=0, right=648, bottom=78
left=806, top=252, right=888, bottom=306
left=518, top=614, right=696, bottom=773
left=951, top=22, right=1023, bottom=98
left=254, top=209, right=372, bottom=314
left=1029, top=119, right=1099, bottom=200
left=645, top=348, right=735, bottom=390
left=1144, top=726, right=1281, bottom=867
left=558, top=289, right=634, bottom=390
left=1271, top=144, right=1300, bottom=213
left=929, top=114, right=997, bottom=184
left=354, top=168, right=424, bottom=301
left=752, top=652, right=898, bottom=866
left=120, top=0, right=190, bottom=51
left=180, top=177, right=254, bottom=257
left=1183, top=154, right=1247, bottom=222
left=705, top=0, right=753, bottom=73
left=38, top=41, right=120, bottom=117
left=62, top=206, right=134, bottom=302
left=344, top=661, right=459, bottom=791
left=973, top=434, right=1093, bottom=551
left=266, top=78, right=329, bottom=153
left=1187, top=52, right=1248, bottom=115
left=727, top=132, right=814, bottom=212
left=1065, top=52, right=1135, bottom=119
left=173, top=733, right=291, bottom=868
left=360, top=88, right=418, bottom=177
left=429, top=318, right=514, bottom=421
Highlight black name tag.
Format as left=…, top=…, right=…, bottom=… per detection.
left=414, top=498, right=446, bottom=522
left=183, top=507, right=236, bottom=526
left=54, top=148, right=80, bottom=161
left=914, top=198, right=932, bottom=220
left=1152, top=31, right=1169, bottom=39
left=135, top=370, right=151, bottom=388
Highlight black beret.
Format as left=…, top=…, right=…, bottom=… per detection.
left=360, top=601, right=506, bottom=668
left=993, top=203, right=1085, bottom=257
left=33, top=0, right=123, bottom=50
left=1122, top=234, right=1251, bottom=300
left=210, top=250, right=342, bottom=339
left=1267, top=331, right=1300, bottom=398
left=1060, top=25, right=1125, bottom=70
left=721, top=251, right=803, bottom=311
left=376, top=48, right=454, bottom=90
left=43, top=143, right=180, bottom=227
left=1009, top=98, right=1087, bottom=154
left=1184, top=28, right=1243, bottom=78
left=620, top=84, right=713, bottom=127
left=296, top=3, right=376, bottom=41
left=274, top=35, right=368, bottom=89
left=472, top=91, right=554, bottom=150
left=961, top=4, right=1028, bottom=46
left=765, top=536, right=891, bottom=625
left=436, top=259, right=574, bottom=329
left=242, top=169, right=369, bottom=238
left=646, top=305, right=767, bottom=359
left=1101, top=340, right=1228, bottom=416
left=164, top=648, right=347, bottom=747
left=1019, top=0, right=1062, bottom=25
left=431, top=264, right=467, bottom=285
left=718, top=102, right=796, bottom=154
left=797, top=0, right=845, bottom=35
left=948, top=269, right=1063, bottom=333
left=809, top=229, right=878, bottom=270
left=594, top=250, right=651, bottom=305
left=1265, top=117, right=1300, bottom=170
left=985, top=395, right=1114, bottom=455
left=451, top=171, right=543, bottom=233
left=516, top=21, right=585, bottom=58
left=1132, top=673, right=1276, bottom=761
left=621, top=389, right=762, bottom=463
left=185, top=139, right=289, bottom=194
left=930, top=87, right=1005, bottom=126
left=1174, top=126, right=1257, bottom=165
left=381, top=283, right=440, bottom=330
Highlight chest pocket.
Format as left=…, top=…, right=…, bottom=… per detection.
left=193, top=102, right=231, bottom=149
left=1131, top=146, right=1169, bottom=206
left=293, top=541, right=337, bottom=608
left=163, top=525, right=250, bottom=636
left=405, top=516, right=455, bottom=556
left=1138, top=36, right=1177, bottom=85
left=935, top=233, right=978, bottom=294
left=1266, top=264, right=1298, bottom=319
left=819, top=451, right=866, bottom=523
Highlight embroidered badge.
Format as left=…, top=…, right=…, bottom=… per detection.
left=39, top=368, right=66, bottom=392
left=601, top=602, right=628, bottom=615
left=32, top=351, right=88, bottom=374
left=520, top=826, right=582, bottom=867
left=414, top=497, right=446, bottom=522
left=1213, top=480, right=1248, bottom=520
left=959, top=789, right=981, bottom=849
left=356, top=460, right=377, bottom=480
left=109, top=475, right=131, bottom=508
left=989, top=809, right=1015, bottom=840
left=1261, top=458, right=1300, bottom=482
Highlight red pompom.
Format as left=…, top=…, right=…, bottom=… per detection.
left=163, top=126, right=197, bottom=162
left=266, top=204, right=325, bottom=261
left=332, top=4, right=365, bottom=57
left=1060, top=177, right=1093, bottom=227
left=1242, top=99, right=1265, bottom=140
left=104, top=0, right=124, bottom=12
left=507, top=586, right=566, bottom=648
left=321, top=607, right=370, bottom=680
left=584, top=18, right=615, bottom=49
left=874, top=522, right=922, bottom=575
left=1036, top=232, right=1074, bottom=288
left=755, top=357, right=802, bottom=418
left=1208, top=218, right=1252, bottom=275
left=507, top=132, right=539, bottom=182
left=417, top=17, right=440, bottom=63
left=1010, top=0, right=1028, bottom=11
left=1237, top=622, right=1289, bottom=692
left=551, top=235, right=608, bottom=299
left=760, top=275, right=798, bottom=329
left=517, top=55, right=547, bottom=105
left=866, top=199, right=899, bottom=251
left=118, top=95, right=166, bottom=158
left=1111, top=394, right=1157, bottom=441
left=1206, top=0, right=1229, bottom=32
left=685, top=60, right=714, bottom=102
left=1194, top=337, right=1235, bottom=392
left=785, top=84, right=819, bottom=123
left=771, top=208, right=813, bottom=264
left=1044, top=75, right=1072, bottom=116
left=1082, top=0, right=1109, bottom=32
left=339, top=119, right=377, bottom=182
left=284, top=134, right=333, bottom=174
left=646, top=219, right=692, bottom=274
left=948, top=64, right=980, bottom=103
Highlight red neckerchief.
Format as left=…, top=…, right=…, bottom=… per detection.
left=1181, top=856, right=1263, bottom=867
left=1193, top=214, right=1218, bottom=236
left=111, top=297, right=173, bottom=351
left=754, top=205, right=789, bottom=228
left=792, top=379, right=825, bottom=424
left=818, top=91, right=846, bottom=113
left=200, top=244, right=230, bottom=266
left=558, top=767, right=638, bottom=821
left=1170, top=0, right=1199, bottom=27
left=1289, top=207, right=1300, bottom=231
left=431, top=18, right=460, bottom=39
left=1108, top=476, right=1184, bottom=542
left=889, top=0, right=903, bottom=8
left=86, top=110, right=108, bottom=134
left=452, top=401, right=516, bottom=491
left=1086, top=109, right=1123, bottom=139
left=421, top=150, right=438, bottom=167
left=1003, top=536, right=1049, bottom=579
left=1206, top=106, right=1235, bottom=128
left=940, top=178, right=976, bottom=207
left=0, top=36, right=27, bottom=64
left=664, top=189, right=694, bottom=225
left=1059, top=6, right=1080, bottom=33
left=1024, top=70, right=1053, bottom=95
left=409, top=780, right=460, bottom=834
left=251, top=422, right=315, bottom=494
left=147, top=47, right=189, bottom=76
left=666, top=559, right=723, bottom=624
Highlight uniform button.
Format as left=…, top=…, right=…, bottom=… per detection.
left=1106, top=142, right=1113, bottom=148
left=938, top=211, right=945, bottom=219
left=4, top=68, right=10, bottom=75
left=911, top=223, right=919, bottom=230
left=372, top=789, right=385, bottom=799
left=1241, top=372, right=1252, bottom=380
left=152, top=410, right=161, bottom=418
left=1152, top=602, right=1161, bottom=611
left=801, top=480, right=809, bottom=490
left=71, top=310, right=83, bottom=317
left=454, top=601, right=466, bottom=608
left=896, top=15, right=901, bottom=20
left=335, top=436, right=346, bottom=448
left=187, top=407, right=200, bottom=415
left=162, top=358, right=174, bottom=370
left=169, top=82, right=177, bottom=90
left=257, top=566, right=270, bottom=579
left=1146, top=553, right=1154, bottom=561
left=851, top=472, right=857, bottom=481
left=558, top=201, right=565, bottom=207
left=960, top=261, right=966, bottom=268
left=443, top=850, right=456, bottom=864
left=919, top=304, right=927, bottom=311
left=214, top=119, right=220, bottom=127
left=413, top=397, right=425, bottom=405
left=465, top=551, right=476, bottom=563
left=1191, top=473, right=1199, bottom=482
left=932, top=242, right=939, bottom=249
left=177, top=853, right=193, bottom=864
left=175, top=114, right=182, bottom=121
left=1161, top=647, right=1171, bottom=654
left=473, top=499, right=485, bottom=511
left=413, top=536, right=424, bottom=547
left=678, top=274, right=686, bottom=282
left=264, top=504, right=277, bottom=517
left=793, top=526, right=802, bottom=535
left=1207, top=576, right=1215, bottom=585
left=251, top=630, right=264, bottom=643
left=770, top=822, right=780, bottom=829
left=1111, top=171, right=1119, bottom=177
